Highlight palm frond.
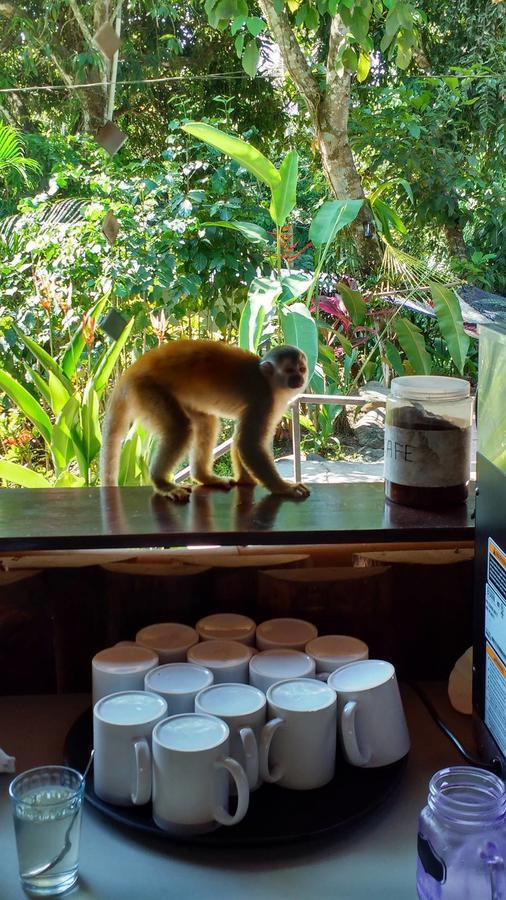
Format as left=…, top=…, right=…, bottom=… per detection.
left=0, top=123, right=42, bottom=180
left=0, top=198, right=90, bottom=244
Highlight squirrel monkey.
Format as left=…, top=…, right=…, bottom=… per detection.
left=100, top=340, right=310, bottom=503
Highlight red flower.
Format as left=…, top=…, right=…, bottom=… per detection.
left=82, top=313, right=97, bottom=349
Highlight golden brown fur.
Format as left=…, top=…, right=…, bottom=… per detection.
left=100, top=340, right=310, bottom=502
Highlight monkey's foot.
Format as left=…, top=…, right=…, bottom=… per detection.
left=153, top=483, right=192, bottom=503
left=195, top=475, right=235, bottom=490
left=272, top=482, right=311, bottom=499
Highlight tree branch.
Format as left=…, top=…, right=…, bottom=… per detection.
left=0, top=99, right=17, bottom=126
left=326, top=12, right=347, bottom=79
left=68, top=0, right=96, bottom=48
left=257, top=0, right=320, bottom=118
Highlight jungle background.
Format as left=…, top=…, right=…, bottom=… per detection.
left=0, top=0, right=504, bottom=487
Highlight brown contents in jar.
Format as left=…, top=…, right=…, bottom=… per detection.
left=385, top=402, right=470, bottom=509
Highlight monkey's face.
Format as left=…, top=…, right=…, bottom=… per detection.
left=284, top=355, right=308, bottom=390
left=261, top=349, right=308, bottom=393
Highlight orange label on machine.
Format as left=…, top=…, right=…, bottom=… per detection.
left=485, top=537, right=506, bottom=757
left=491, top=542, right=506, bottom=568
left=486, top=643, right=506, bottom=678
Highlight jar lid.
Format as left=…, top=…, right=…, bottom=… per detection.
left=391, top=375, right=470, bottom=402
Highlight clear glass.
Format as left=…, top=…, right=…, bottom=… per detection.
left=477, top=324, right=506, bottom=473
left=385, top=384, right=473, bottom=509
left=417, top=766, right=506, bottom=899
left=9, top=765, right=84, bottom=896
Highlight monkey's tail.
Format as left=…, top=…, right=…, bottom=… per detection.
left=100, top=383, right=132, bottom=486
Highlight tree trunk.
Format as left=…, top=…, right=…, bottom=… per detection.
left=69, top=0, right=110, bottom=132
left=258, top=0, right=382, bottom=274
left=445, top=222, right=468, bottom=261
left=317, top=106, right=382, bottom=272
left=1, top=1, right=111, bottom=134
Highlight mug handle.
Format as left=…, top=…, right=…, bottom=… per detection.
left=341, top=700, right=371, bottom=767
left=131, top=738, right=151, bottom=805
left=239, top=726, right=259, bottom=789
left=259, top=717, right=284, bottom=784
left=213, top=757, right=249, bottom=827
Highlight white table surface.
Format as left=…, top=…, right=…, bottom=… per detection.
left=0, top=686, right=473, bottom=900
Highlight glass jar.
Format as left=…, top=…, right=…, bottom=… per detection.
left=384, top=375, right=473, bottom=509
left=417, top=766, right=506, bottom=899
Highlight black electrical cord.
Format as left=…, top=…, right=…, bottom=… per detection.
left=410, top=682, right=504, bottom=777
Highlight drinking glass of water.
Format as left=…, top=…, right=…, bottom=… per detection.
left=9, top=765, right=85, bottom=896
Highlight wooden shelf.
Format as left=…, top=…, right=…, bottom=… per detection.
left=0, top=483, right=474, bottom=551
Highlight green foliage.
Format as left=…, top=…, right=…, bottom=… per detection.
left=239, top=276, right=282, bottom=352
left=0, top=460, right=51, bottom=488
left=0, top=0, right=501, bottom=474
left=182, top=121, right=365, bottom=386
left=429, top=283, right=470, bottom=374
left=309, top=200, right=365, bottom=246
left=0, top=1, right=287, bottom=157
left=0, top=124, right=41, bottom=184
left=352, top=63, right=506, bottom=291
left=0, top=300, right=134, bottom=487
left=270, top=151, right=299, bottom=228
left=336, top=282, right=367, bottom=326
left=280, top=303, right=318, bottom=378
left=395, top=317, right=432, bottom=374
left=182, top=122, right=281, bottom=190
left=0, top=126, right=268, bottom=361
left=205, top=0, right=420, bottom=80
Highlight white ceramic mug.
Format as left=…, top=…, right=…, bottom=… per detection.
left=135, top=622, right=198, bottom=664
left=249, top=649, right=315, bottom=693
left=328, top=659, right=410, bottom=768
left=196, top=613, right=256, bottom=647
left=93, top=691, right=167, bottom=806
left=92, top=644, right=159, bottom=706
left=256, top=617, right=318, bottom=652
left=187, top=640, right=253, bottom=684
left=195, top=683, right=266, bottom=790
left=144, top=663, right=214, bottom=715
left=260, top=678, right=337, bottom=790
left=152, top=713, right=250, bottom=834
left=305, top=635, right=369, bottom=675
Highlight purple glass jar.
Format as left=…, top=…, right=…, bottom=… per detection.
left=417, top=767, right=506, bottom=899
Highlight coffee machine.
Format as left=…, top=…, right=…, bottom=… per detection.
left=473, top=322, right=506, bottom=774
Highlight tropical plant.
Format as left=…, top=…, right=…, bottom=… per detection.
left=181, top=121, right=364, bottom=383
left=203, top=0, right=423, bottom=271
left=0, top=125, right=274, bottom=367
left=0, top=124, right=41, bottom=205
left=0, top=294, right=134, bottom=487
left=351, top=66, right=506, bottom=291
left=317, top=279, right=471, bottom=384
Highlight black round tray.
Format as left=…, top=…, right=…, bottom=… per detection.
left=64, top=708, right=407, bottom=846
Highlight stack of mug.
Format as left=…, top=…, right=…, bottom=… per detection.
left=92, top=613, right=410, bottom=835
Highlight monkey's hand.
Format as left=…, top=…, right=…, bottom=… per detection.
left=271, top=481, right=310, bottom=499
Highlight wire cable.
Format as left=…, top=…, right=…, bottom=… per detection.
left=0, top=70, right=500, bottom=95
left=0, top=71, right=247, bottom=94
left=410, top=682, right=504, bottom=776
